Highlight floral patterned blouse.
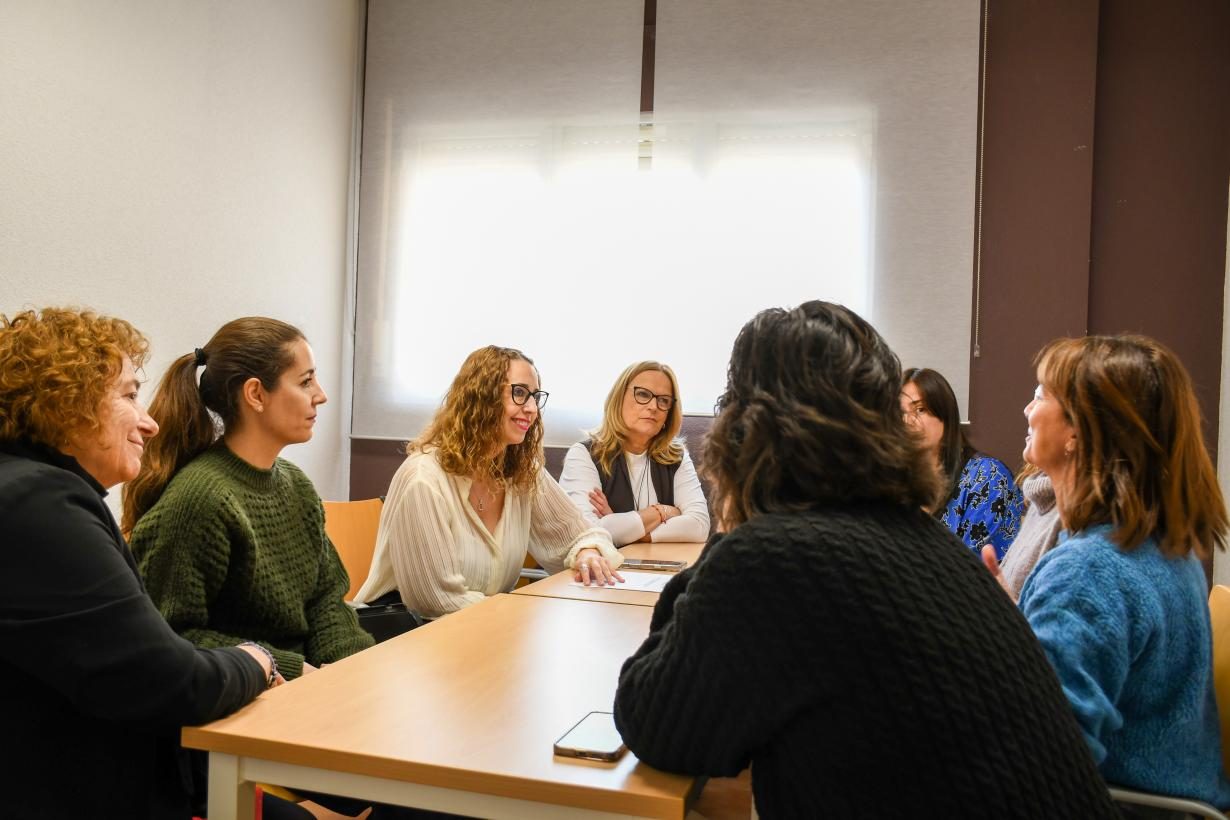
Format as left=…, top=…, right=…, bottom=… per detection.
left=940, top=454, right=1024, bottom=560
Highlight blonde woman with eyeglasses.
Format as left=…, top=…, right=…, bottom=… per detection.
left=355, top=345, right=622, bottom=618
left=559, top=362, right=710, bottom=546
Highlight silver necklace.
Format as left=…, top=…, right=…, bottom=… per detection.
left=629, top=452, right=650, bottom=508
left=474, top=478, right=502, bottom=512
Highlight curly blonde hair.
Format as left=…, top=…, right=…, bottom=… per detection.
left=589, top=361, right=683, bottom=475
left=413, top=345, right=544, bottom=492
left=0, top=307, right=149, bottom=449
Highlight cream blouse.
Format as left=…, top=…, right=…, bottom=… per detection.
left=354, top=449, right=620, bottom=618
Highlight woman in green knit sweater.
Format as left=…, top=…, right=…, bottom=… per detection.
left=124, top=317, right=373, bottom=681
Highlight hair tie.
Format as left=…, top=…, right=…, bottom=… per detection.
left=193, top=347, right=208, bottom=368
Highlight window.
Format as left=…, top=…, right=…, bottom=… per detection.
left=355, top=0, right=979, bottom=443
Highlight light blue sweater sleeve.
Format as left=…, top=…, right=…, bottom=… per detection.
left=1019, top=540, right=1137, bottom=762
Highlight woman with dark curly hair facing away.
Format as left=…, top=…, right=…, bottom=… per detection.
left=614, top=301, right=1116, bottom=819
left=901, top=367, right=1023, bottom=559
left=124, top=318, right=373, bottom=682
left=1014, top=336, right=1230, bottom=807
left=355, top=345, right=622, bottom=618
left=0, top=308, right=274, bottom=820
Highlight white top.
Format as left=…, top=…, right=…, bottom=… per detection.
left=558, top=442, right=711, bottom=547
left=355, top=449, right=620, bottom=618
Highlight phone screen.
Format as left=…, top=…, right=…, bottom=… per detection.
left=621, top=558, right=686, bottom=571
left=553, top=711, right=627, bottom=761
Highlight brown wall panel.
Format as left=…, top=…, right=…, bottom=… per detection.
left=350, top=437, right=408, bottom=501
left=967, top=0, right=1100, bottom=466
left=1086, top=0, right=1230, bottom=457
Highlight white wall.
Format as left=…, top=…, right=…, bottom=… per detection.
left=0, top=0, right=362, bottom=506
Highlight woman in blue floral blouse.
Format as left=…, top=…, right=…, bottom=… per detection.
left=901, top=368, right=1023, bottom=559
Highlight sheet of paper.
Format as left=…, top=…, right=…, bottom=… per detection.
left=571, top=570, right=672, bottom=592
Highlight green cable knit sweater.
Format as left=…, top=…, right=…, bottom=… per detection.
left=130, top=444, right=373, bottom=679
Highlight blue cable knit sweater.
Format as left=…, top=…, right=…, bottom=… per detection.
left=1020, top=524, right=1230, bottom=806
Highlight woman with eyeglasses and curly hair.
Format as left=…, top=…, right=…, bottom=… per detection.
left=355, top=345, right=622, bottom=618
left=614, top=301, right=1116, bottom=819
left=559, top=361, right=710, bottom=546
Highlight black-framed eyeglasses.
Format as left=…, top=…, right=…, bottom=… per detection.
left=509, top=383, right=548, bottom=409
left=629, top=385, right=675, bottom=412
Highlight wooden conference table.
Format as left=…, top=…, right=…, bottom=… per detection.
left=184, top=543, right=710, bottom=820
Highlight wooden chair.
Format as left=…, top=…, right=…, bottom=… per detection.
left=1212, top=584, right=1230, bottom=778
left=1106, top=584, right=1230, bottom=819
left=323, top=497, right=424, bottom=642
left=322, top=498, right=384, bottom=602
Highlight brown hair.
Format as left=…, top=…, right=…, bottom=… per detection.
left=1038, top=334, right=1227, bottom=559
left=903, top=367, right=977, bottom=508
left=0, top=307, right=149, bottom=449
left=412, top=345, right=543, bottom=492
left=588, top=361, right=684, bottom=474
left=705, top=301, right=940, bottom=529
left=121, top=317, right=304, bottom=532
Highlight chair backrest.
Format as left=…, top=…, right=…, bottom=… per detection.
left=322, top=498, right=384, bottom=602
left=1209, top=584, right=1230, bottom=776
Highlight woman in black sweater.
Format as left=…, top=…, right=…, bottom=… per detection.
left=613, top=301, right=1116, bottom=819
left=0, top=308, right=274, bottom=820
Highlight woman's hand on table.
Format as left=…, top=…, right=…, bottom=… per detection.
left=573, top=547, right=624, bottom=586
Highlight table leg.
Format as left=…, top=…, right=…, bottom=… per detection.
left=208, top=752, right=257, bottom=820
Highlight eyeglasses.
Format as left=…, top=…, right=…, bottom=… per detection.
left=629, top=386, right=675, bottom=412
left=509, top=383, right=549, bottom=409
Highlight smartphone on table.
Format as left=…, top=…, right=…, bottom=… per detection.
left=620, top=558, right=687, bottom=572
left=553, top=711, right=627, bottom=762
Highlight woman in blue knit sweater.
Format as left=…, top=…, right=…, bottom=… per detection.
left=1018, top=334, right=1230, bottom=807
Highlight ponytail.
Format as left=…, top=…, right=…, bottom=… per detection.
left=121, top=353, right=217, bottom=533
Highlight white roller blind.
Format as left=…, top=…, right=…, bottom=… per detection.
left=653, top=0, right=981, bottom=415
left=354, top=0, right=979, bottom=445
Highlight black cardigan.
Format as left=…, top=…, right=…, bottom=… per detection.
left=614, top=504, right=1118, bottom=819
left=0, top=440, right=266, bottom=819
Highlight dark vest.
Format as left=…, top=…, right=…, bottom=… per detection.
left=583, top=440, right=679, bottom=513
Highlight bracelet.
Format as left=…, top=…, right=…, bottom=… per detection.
left=240, top=641, right=278, bottom=688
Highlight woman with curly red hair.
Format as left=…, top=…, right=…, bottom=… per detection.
left=355, top=345, right=622, bottom=618
left=0, top=307, right=274, bottom=819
